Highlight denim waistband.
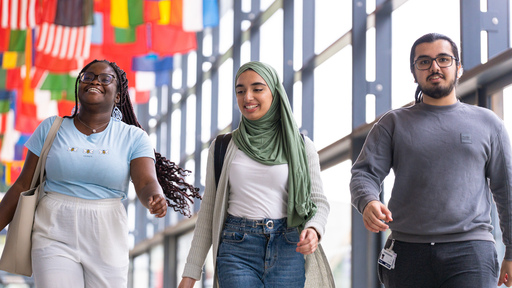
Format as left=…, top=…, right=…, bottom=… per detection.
left=224, top=214, right=294, bottom=234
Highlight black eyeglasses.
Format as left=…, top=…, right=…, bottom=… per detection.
left=413, top=55, right=457, bottom=70
left=79, top=72, right=116, bottom=85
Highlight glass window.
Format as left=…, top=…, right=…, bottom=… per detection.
left=260, top=9, right=284, bottom=72
left=177, top=231, right=205, bottom=288
left=314, top=47, right=352, bottom=150
left=391, top=0, right=461, bottom=109
left=321, top=161, right=352, bottom=288
left=150, top=245, right=164, bottom=288
left=315, top=0, right=352, bottom=54
left=133, top=253, right=149, bottom=288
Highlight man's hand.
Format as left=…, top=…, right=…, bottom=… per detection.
left=362, top=200, right=393, bottom=233
left=499, top=259, right=512, bottom=286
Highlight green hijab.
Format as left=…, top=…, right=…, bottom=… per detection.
left=231, top=61, right=317, bottom=228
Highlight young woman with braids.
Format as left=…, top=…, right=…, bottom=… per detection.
left=0, top=59, right=200, bottom=287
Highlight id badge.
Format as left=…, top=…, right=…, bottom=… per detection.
left=378, top=239, right=397, bottom=270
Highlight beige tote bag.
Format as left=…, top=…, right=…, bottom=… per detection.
left=0, top=117, right=63, bottom=276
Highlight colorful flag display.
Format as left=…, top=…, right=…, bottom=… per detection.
left=0, top=0, right=219, bottom=186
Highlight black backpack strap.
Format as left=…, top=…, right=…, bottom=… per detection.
left=214, top=133, right=232, bottom=188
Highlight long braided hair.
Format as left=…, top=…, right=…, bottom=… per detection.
left=68, top=59, right=201, bottom=217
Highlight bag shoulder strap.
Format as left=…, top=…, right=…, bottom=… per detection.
left=30, top=117, right=64, bottom=188
left=213, top=132, right=305, bottom=189
left=214, top=133, right=232, bottom=189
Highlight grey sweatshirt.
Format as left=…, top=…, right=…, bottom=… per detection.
left=350, top=101, right=512, bottom=259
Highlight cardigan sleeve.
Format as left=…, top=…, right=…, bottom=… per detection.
left=182, top=141, right=217, bottom=280
left=303, top=136, right=330, bottom=240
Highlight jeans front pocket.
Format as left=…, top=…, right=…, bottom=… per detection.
left=283, top=228, right=300, bottom=244
left=221, top=229, right=246, bottom=243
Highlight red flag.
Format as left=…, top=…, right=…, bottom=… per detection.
left=10, top=161, right=22, bottom=182
left=170, top=0, right=183, bottom=26
left=57, top=99, right=74, bottom=117
left=134, top=89, right=150, bottom=104
left=6, top=68, right=22, bottom=90
left=30, top=67, right=47, bottom=89
left=36, top=0, right=58, bottom=24
left=0, top=113, right=7, bottom=133
left=0, top=0, right=37, bottom=29
left=151, top=24, right=196, bottom=55
left=15, top=93, right=40, bottom=133
left=0, top=27, right=9, bottom=51
left=144, top=0, right=160, bottom=23
left=34, top=22, right=91, bottom=72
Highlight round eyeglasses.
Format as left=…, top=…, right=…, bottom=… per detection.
left=79, top=72, right=116, bottom=85
left=413, top=55, right=457, bottom=71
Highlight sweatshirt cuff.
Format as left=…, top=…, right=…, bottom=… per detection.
left=505, top=245, right=512, bottom=261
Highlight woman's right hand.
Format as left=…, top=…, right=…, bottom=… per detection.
left=178, top=277, right=197, bottom=288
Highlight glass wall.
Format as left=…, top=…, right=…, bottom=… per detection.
left=127, top=1, right=512, bottom=287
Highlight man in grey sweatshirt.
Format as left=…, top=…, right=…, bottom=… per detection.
left=350, top=33, right=512, bottom=287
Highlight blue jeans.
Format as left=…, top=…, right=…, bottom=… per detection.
left=216, top=215, right=306, bottom=288
left=378, top=239, right=499, bottom=288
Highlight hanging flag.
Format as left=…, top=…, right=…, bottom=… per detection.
left=169, top=0, right=182, bottom=26
left=13, top=133, right=29, bottom=160
left=156, top=0, right=170, bottom=25
left=182, top=0, right=202, bottom=32
left=0, top=0, right=37, bottom=30
left=132, top=53, right=172, bottom=71
left=102, top=11, right=147, bottom=56
left=7, top=29, right=25, bottom=51
left=2, top=51, right=24, bottom=69
left=35, top=22, right=91, bottom=72
left=91, top=12, right=103, bottom=45
left=150, top=24, right=196, bottom=55
left=3, top=161, right=10, bottom=184
left=14, top=93, right=40, bottom=133
left=144, top=0, right=161, bottom=23
left=0, top=69, right=6, bottom=88
left=0, top=110, right=18, bottom=162
left=54, top=0, right=94, bottom=27
left=21, top=26, right=33, bottom=103
left=37, top=0, right=58, bottom=24
left=6, top=68, right=22, bottom=89
left=0, top=113, right=8, bottom=133
left=111, top=0, right=144, bottom=28
left=39, top=72, right=75, bottom=99
left=57, top=99, right=74, bottom=117
left=182, top=0, right=219, bottom=31
left=132, top=53, right=172, bottom=88
left=0, top=90, right=12, bottom=113
left=9, top=160, right=23, bottom=182
left=115, top=26, right=136, bottom=43
left=0, top=27, right=9, bottom=51
left=203, top=0, right=219, bottom=28
left=133, top=89, right=150, bottom=104
left=30, top=67, right=47, bottom=89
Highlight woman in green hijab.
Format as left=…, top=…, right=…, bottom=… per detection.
left=179, top=61, right=334, bottom=288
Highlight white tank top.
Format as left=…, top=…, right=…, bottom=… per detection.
left=227, top=149, right=288, bottom=220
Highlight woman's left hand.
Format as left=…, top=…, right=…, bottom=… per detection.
left=296, top=227, right=319, bottom=255
left=148, top=194, right=167, bottom=218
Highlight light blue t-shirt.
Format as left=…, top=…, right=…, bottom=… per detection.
left=25, top=116, right=155, bottom=200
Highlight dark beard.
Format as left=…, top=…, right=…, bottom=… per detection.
left=417, top=73, right=457, bottom=99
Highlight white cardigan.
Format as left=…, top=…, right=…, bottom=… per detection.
left=182, top=136, right=335, bottom=288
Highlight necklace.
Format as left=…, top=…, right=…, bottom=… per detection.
left=76, top=115, right=110, bottom=133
